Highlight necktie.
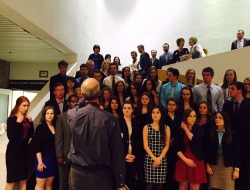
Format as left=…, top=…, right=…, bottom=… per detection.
left=207, top=85, right=212, bottom=107
left=112, top=76, right=116, bottom=91
left=234, top=101, right=239, bottom=116
left=170, top=84, right=175, bottom=98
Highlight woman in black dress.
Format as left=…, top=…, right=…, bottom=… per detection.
left=33, top=106, right=57, bottom=190
left=5, top=96, right=34, bottom=190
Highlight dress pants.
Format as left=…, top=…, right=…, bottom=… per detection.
left=69, top=164, right=113, bottom=190
left=58, top=162, right=71, bottom=190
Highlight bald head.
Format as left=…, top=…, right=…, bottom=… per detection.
left=81, top=78, right=100, bottom=101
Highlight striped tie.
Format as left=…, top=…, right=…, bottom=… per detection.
left=170, top=84, right=175, bottom=98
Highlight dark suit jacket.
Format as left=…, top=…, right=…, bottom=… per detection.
left=173, top=124, right=205, bottom=160
left=119, top=117, right=141, bottom=158
left=222, top=98, right=250, bottom=169
left=45, top=98, right=68, bottom=116
left=55, top=111, right=71, bottom=162
left=49, top=73, right=69, bottom=99
left=139, top=52, right=151, bottom=73
left=205, top=127, right=240, bottom=167
left=231, top=38, right=249, bottom=50
left=150, top=58, right=161, bottom=69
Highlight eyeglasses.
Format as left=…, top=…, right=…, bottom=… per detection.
left=244, top=83, right=250, bottom=86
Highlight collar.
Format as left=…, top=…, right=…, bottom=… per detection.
left=217, top=128, right=225, bottom=133
left=56, top=98, right=64, bottom=104
left=85, top=102, right=100, bottom=108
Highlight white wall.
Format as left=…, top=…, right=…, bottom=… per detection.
left=1, top=0, right=250, bottom=70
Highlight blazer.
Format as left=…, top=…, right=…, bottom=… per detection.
left=150, top=58, right=161, bottom=69
left=119, top=117, right=141, bottom=158
left=231, top=38, right=249, bottom=50
left=49, top=73, right=69, bottom=99
left=173, top=124, right=205, bottom=160
left=139, top=52, right=151, bottom=73
left=45, top=98, right=68, bottom=116
left=205, top=127, right=240, bottom=168
left=55, top=111, right=72, bottom=162
left=159, top=52, right=173, bottom=66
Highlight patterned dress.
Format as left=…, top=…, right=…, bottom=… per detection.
left=144, top=124, right=167, bottom=183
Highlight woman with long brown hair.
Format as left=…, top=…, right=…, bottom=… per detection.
left=5, top=96, right=34, bottom=190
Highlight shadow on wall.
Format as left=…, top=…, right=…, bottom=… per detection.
left=104, top=0, right=137, bottom=18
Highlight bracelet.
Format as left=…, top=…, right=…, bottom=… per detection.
left=38, top=164, right=43, bottom=166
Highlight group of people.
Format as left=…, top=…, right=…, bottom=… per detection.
left=5, top=35, right=250, bottom=190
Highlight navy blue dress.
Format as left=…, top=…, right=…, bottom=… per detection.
left=33, top=122, right=58, bottom=178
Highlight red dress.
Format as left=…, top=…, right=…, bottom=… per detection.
left=174, top=134, right=207, bottom=184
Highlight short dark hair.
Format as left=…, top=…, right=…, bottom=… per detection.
left=68, top=94, right=78, bottom=102
left=168, top=68, right=180, bottom=78
left=151, top=49, right=157, bottom=53
left=58, top=60, right=68, bottom=68
left=176, top=38, right=184, bottom=46
left=67, top=76, right=76, bottom=83
left=80, top=63, right=88, bottom=69
left=53, top=82, right=64, bottom=91
left=137, top=44, right=144, bottom=49
left=109, top=62, right=118, bottom=70
left=230, top=81, right=246, bottom=97
left=202, top=67, right=214, bottom=77
left=93, top=44, right=100, bottom=51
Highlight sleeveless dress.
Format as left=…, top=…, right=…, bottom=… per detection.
left=174, top=134, right=207, bottom=183
left=144, top=124, right=167, bottom=183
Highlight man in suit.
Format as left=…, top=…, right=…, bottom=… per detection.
left=223, top=81, right=250, bottom=190
left=150, top=49, right=161, bottom=69
left=75, top=64, right=89, bottom=88
left=45, top=83, right=68, bottom=116
left=49, top=60, right=69, bottom=99
left=231, top=30, right=250, bottom=50
left=137, top=44, right=151, bottom=79
left=55, top=94, right=79, bottom=190
left=159, top=43, right=173, bottom=67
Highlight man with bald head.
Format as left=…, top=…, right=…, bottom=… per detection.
left=67, top=78, right=126, bottom=190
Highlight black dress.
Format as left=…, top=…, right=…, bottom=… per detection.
left=6, top=116, right=34, bottom=183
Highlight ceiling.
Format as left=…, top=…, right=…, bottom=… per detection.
left=0, top=14, right=64, bottom=64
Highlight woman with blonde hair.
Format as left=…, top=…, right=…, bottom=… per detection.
left=100, top=59, right=110, bottom=77
left=184, top=69, right=197, bottom=88
left=189, top=37, right=206, bottom=59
